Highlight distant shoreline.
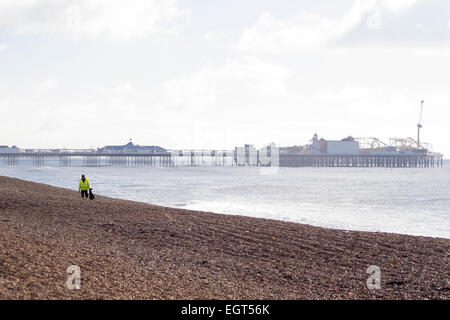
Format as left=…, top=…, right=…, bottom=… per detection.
left=0, top=175, right=448, bottom=299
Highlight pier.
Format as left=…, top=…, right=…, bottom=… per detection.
left=1, top=152, right=174, bottom=167
left=278, top=153, right=443, bottom=168
left=0, top=150, right=443, bottom=168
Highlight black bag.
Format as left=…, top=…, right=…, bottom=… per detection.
left=89, top=188, right=95, bottom=200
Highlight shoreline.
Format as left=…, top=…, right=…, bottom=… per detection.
left=0, top=175, right=448, bottom=299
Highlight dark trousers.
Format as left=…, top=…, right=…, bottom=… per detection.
left=81, top=190, right=88, bottom=198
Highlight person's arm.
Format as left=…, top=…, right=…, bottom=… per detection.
left=78, top=180, right=81, bottom=191
left=87, top=179, right=90, bottom=189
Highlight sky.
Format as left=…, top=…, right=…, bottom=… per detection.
left=0, top=0, right=449, bottom=155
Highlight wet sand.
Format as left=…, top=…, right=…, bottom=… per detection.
left=0, top=176, right=448, bottom=299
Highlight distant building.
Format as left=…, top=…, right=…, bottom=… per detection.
left=278, top=134, right=360, bottom=156
left=302, top=133, right=322, bottom=154
left=98, top=141, right=167, bottom=154
left=0, top=145, right=20, bottom=153
left=311, top=133, right=320, bottom=154
left=321, top=136, right=359, bottom=155
left=319, top=138, right=327, bottom=153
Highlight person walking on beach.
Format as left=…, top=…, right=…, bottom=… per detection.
left=79, top=175, right=90, bottom=199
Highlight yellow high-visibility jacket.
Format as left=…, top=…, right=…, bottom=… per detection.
left=79, top=178, right=90, bottom=191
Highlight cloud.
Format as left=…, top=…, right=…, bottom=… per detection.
left=204, top=31, right=227, bottom=43
left=378, top=0, right=424, bottom=11
left=40, top=78, right=58, bottom=89
left=235, top=0, right=447, bottom=54
left=114, top=81, right=134, bottom=94
left=162, top=56, right=291, bottom=115
left=0, top=0, right=190, bottom=39
left=236, top=1, right=375, bottom=54
left=341, top=0, right=450, bottom=47
left=0, top=44, right=7, bottom=53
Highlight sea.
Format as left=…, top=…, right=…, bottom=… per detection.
left=1, top=160, right=449, bottom=239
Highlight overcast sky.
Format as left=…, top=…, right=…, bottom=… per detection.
left=0, top=0, right=449, bottom=155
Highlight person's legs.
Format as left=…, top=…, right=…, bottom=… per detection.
left=81, top=190, right=88, bottom=198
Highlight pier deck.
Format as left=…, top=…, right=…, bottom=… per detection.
left=278, top=153, right=443, bottom=168
left=0, top=151, right=443, bottom=168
